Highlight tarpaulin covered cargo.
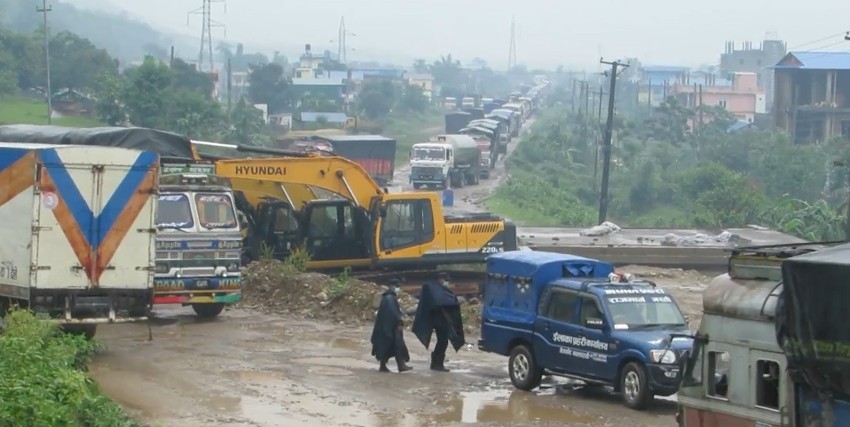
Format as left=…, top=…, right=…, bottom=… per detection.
left=0, top=125, right=197, bottom=160
left=777, top=242, right=850, bottom=395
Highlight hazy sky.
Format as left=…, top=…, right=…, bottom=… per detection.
left=70, top=0, right=850, bottom=70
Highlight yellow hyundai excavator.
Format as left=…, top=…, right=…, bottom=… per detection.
left=194, top=142, right=518, bottom=271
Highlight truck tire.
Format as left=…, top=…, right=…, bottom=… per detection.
left=413, top=183, right=422, bottom=189
left=61, top=324, right=97, bottom=340
left=509, top=345, right=543, bottom=391
left=192, top=303, right=225, bottom=318
left=620, top=362, right=653, bottom=410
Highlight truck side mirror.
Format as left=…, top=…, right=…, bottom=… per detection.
left=585, top=317, right=606, bottom=330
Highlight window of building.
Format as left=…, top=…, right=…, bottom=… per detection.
left=756, top=360, right=780, bottom=410
left=707, top=351, right=730, bottom=399
left=718, top=100, right=727, bottom=108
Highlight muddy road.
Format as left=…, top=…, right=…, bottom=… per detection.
left=391, top=118, right=535, bottom=215
left=90, top=306, right=679, bottom=427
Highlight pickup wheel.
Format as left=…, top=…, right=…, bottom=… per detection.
left=620, top=362, right=652, bottom=410
left=509, top=345, right=543, bottom=391
left=192, top=303, right=224, bottom=318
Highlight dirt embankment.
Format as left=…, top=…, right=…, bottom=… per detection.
left=240, top=260, right=483, bottom=332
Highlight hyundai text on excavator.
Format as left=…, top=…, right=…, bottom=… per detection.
left=202, top=142, right=518, bottom=271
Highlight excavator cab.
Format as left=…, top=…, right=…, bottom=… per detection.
left=244, top=198, right=301, bottom=262
left=301, top=199, right=373, bottom=265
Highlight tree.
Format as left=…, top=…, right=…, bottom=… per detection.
left=47, top=31, right=118, bottom=92
left=357, top=80, right=396, bottom=119
left=171, top=58, right=214, bottom=97
left=92, top=72, right=126, bottom=125
left=397, top=83, right=428, bottom=113
left=247, top=62, right=290, bottom=113
left=121, top=56, right=173, bottom=128
left=225, top=99, right=267, bottom=145
left=412, top=59, right=429, bottom=73
left=431, top=54, right=465, bottom=94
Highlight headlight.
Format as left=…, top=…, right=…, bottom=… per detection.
left=650, top=349, right=677, bottom=364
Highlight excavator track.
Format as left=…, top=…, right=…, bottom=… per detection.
left=350, top=269, right=485, bottom=298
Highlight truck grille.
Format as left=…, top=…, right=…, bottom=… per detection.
left=412, top=167, right=441, bottom=175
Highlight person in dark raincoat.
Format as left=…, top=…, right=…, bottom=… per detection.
left=411, top=272, right=465, bottom=372
left=370, top=280, right=412, bottom=373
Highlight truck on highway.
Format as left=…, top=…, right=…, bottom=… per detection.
left=409, top=134, right=482, bottom=189
left=312, top=135, right=397, bottom=187
left=445, top=111, right=473, bottom=134
left=0, top=125, right=244, bottom=319
left=473, top=135, right=494, bottom=178
left=443, top=97, right=457, bottom=109
left=461, top=96, right=476, bottom=109
left=486, top=111, right=517, bottom=147
left=0, top=143, right=157, bottom=338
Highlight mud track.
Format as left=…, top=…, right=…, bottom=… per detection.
left=90, top=306, right=679, bottom=427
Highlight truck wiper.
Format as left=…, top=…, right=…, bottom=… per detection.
left=157, top=225, right=189, bottom=232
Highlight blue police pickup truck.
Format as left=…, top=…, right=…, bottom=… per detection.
left=478, top=251, right=693, bottom=410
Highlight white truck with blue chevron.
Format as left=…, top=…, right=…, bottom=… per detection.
left=0, top=143, right=157, bottom=338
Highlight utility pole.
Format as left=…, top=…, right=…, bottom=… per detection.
left=597, top=58, right=629, bottom=224
left=226, top=56, right=232, bottom=114
left=648, top=78, right=652, bottom=116
left=584, top=81, right=590, bottom=117
left=36, top=0, right=52, bottom=124
left=594, top=84, right=606, bottom=192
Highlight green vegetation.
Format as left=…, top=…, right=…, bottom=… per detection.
left=491, top=92, right=850, bottom=241
left=383, top=108, right=444, bottom=164
left=0, top=309, right=138, bottom=427
left=0, top=97, right=103, bottom=127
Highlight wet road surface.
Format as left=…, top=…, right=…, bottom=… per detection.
left=90, top=306, right=678, bottom=427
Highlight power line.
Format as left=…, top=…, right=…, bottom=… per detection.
left=188, top=0, right=226, bottom=72
left=507, top=16, right=517, bottom=71
left=597, top=58, right=629, bottom=224
left=36, top=0, right=52, bottom=124
left=789, top=31, right=848, bottom=50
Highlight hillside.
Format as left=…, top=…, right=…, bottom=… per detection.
left=0, top=0, right=194, bottom=64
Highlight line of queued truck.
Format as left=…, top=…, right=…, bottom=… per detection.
left=410, top=83, right=549, bottom=190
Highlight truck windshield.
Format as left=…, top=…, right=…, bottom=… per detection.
left=194, top=193, right=238, bottom=229
left=156, top=194, right=193, bottom=229
left=604, top=294, right=686, bottom=328
left=412, top=147, right=445, bottom=160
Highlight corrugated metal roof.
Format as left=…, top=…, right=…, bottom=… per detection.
left=772, top=51, right=850, bottom=70
left=300, top=112, right=348, bottom=123
left=292, top=78, right=345, bottom=86
left=316, top=134, right=395, bottom=142
left=641, top=65, right=689, bottom=72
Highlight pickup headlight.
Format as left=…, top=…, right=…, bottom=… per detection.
left=650, top=349, right=677, bottom=364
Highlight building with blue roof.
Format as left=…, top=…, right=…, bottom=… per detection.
left=772, top=51, right=850, bottom=143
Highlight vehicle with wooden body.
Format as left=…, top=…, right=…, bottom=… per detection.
left=676, top=243, right=850, bottom=427
left=0, top=143, right=157, bottom=338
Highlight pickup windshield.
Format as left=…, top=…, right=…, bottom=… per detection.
left=604, top=294, right=686, bottom=328
left=156, top=194, right=193, bottom=229
left=412, top=147, right=445, bottom=160
left=194, top=193, right=238, bottom=229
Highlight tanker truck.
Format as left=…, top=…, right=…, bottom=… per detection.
left=409, top=134, right=481, bottom=189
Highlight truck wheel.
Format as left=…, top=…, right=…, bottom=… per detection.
left=509, top=345, right=543, bottom=391
left=192, top=303, right=225, bottom=318
left=620, top=362, right=652, bottom=410
left=413, top=183, right=421, bottom=189
left=61, top=324, right=97, bottom=340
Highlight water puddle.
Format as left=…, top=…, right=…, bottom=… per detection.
left=292, top=356, right=373, bottom=370
left=427, top=388, right=596, bottom=424
left=324, top=337, right=362, bottom=351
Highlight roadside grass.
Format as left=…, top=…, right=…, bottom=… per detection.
left=0, top=97, right=104, bottom=127
left=0, top=309, right=139, bottom=426
left=382, top=108, right=444, bottom=165
left=484, top=193, right=563, bottom=227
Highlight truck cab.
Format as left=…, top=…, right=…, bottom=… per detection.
left=409, top=142, right=453, bottom=189
left=154, top=163, right=243, bottom=318
left=479, top=251, right=693, bottom=410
